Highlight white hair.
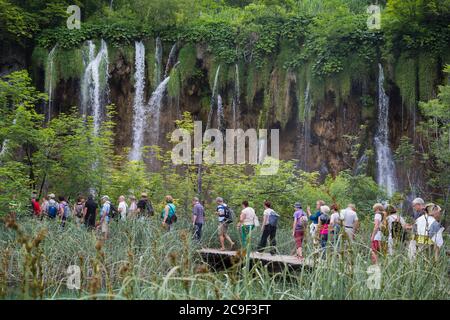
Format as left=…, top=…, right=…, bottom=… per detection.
left=320, top=205, right=330, bottom=215
left=412, top=198, right=425, bottom=205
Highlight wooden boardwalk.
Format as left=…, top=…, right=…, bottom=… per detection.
left=198, top=248, right=313, bottom=271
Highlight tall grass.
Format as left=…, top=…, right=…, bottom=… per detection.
left=0, top=214, right=448, bottom=300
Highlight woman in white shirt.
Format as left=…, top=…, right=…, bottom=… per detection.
left=238, top=200, right=259, bottom=248
left=118, top=195, right=128, bottom=221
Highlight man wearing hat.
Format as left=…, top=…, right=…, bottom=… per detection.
left=98, top=195, right=111, bottom=239
left=137, top=192, right=154, bottom=219
left=292, top=202, right=307, bottom=261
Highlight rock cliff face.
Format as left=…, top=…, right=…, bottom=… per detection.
left=2, top=40, right=445, bottom=193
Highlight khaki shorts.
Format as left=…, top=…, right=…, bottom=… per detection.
left=218, top=222, right=229, bottom=236
left=101, top=220, right=109, bottom=233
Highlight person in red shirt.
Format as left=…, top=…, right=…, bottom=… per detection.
left=31, top=196, right=41, bottom=217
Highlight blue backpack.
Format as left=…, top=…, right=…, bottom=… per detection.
left=48, top=201, right=58, bottom=218
left=268, top=210, right=280, bottom=227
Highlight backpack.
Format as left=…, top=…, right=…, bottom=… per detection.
left=75, top=203, right=84, bottom=218
left=296, top=211, right=307, bottom=230
left=145, top=200, right=154, bottom=216
left=48, top=201, right=58, bottom=218
left=268, top=210, right=279, bottom=227
left=63, top=203, right=71, bottom=218
left=391, top=216, right=407, bottom=242
left=109, top=203, right=118, bottom=220
left=223, top=205, right=234, bottom=224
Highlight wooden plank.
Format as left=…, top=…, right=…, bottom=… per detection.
left=198, top=248, right=313, bottom=268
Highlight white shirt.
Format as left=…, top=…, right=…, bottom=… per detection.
left=343, top=208, right=358, bottom=227
left=242, top=207, right=257, bottom=226
left=263, top=208, right=273, bottom=225
left=373, top=213, right=383, bottom=241
left=118, top=201, right=128, bottom=220
left=387, top=214, right=406, bottom=236
left=330, top=212, right=340, bottom=226
left=415, top=214, right=436, bottom=237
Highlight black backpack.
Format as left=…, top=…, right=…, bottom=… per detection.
left=145, top=200, right=154, bottom=216
left=109, top=203, right=119, bottom=220
left=223, top=205, right=234, bottom=224
left=391, top=216, right=407, bottom=242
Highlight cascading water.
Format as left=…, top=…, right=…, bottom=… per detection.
left=302, top=82, right=312, bottom=171
left=217, top=94, right=224, bottom=131
left=164, top=43, right=178, bottom=78
left=232, top=64, right=240, bottom=129
left=375, top=63, right=397, bottom=197
left=44, top=46, right=57, bottom=122
left=148, top=77, right=171, bottom=148
left=154, top=37, right=163, bottom=86
left=129, top=41, right=146, bottom=161
left=81, top=40, right=109, bottom=135
left=207, top=65, right=221, bottom=129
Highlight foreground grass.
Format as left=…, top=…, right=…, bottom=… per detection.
left=0, top=215, right=448, bottom=300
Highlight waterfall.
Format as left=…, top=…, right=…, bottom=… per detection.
left=217, top=94, right=224, bottom=131
left=0, top=119, right=16, bottom=159
left=164, top=43, right=177, bottom=78
left=155, top=37, right=163, bottom=86
left=148, top=77, right=170, bottom=148
left=207, top=65, right=221, bottom=129
left=232, top=64, right=240, bottom=129
left=302, top=82, right=312, bottom=171
left=129, top=41, right=146, bottom=161
left=375, top=63, right=397, bottom=197
left=44, top=46, right=57, bottom=122
left=81, top=40, right=109, bottom=135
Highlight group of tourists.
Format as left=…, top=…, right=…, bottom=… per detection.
left=30, top=191, right=445, bottom=263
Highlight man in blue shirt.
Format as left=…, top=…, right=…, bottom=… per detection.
left=99, top=195, right=111, bottom=240
left=216, top=197, right=235, bottom=251
left=307, top=200, right=325, bottom=245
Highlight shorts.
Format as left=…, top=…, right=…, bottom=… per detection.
left=371, top=240, right=381, bottom=252
left=294, top=230, right=304, bottom=248
left=218, top=222, right=229, bottom=236
left=101, top=220, right=109, bottom=233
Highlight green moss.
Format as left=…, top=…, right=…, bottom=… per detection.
left=418, top=52, right=437, bottom=101
left=168, top=66, right=181, bottom=98
left=394, top=53, right=417, bottom=111
left=144, top=38, right=156, bottom=91
left=178, top=44, right=198, bottom=85
left=246, top=58, right=272, bottom=106
left=31, top=47, right=48, bottom=69
left=55, top=48, right=84, bottom=81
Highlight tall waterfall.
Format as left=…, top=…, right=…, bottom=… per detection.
left=44, top=46, right=57, bottom=122
left=375, top=64, right=397, bottom=197
left=129, top=41, right=146, bottom=161
left=232, top=64, right=240, bottom=129
left=154, top=37, right=163, bottom=86
left=148, top=76, right=170, bottom=147
left=217, top=94, right=224, bottom=131
left=207, top=65, right=221, bottom=129
left=302, top=82, right=312, bottom=171
left=164, top=43, right=177, bottom=78
left=81, top=40, right=109, bottom=135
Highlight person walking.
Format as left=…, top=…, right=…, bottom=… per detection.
left=58, top=196, right=70, bottom=228
left=412, top=197, right=426, bottom=220
left=40, top=195, right=49, bottom=219
left=98, top=196, right=111, bottom=240
left=46, top=194, right=59, bottom=220
left=329, top=204, right=341, bottom=247
left=257, top=200, right=279, bottom=255
left=128, top=195, right=138, bottom=218
left=409, top=197, right=427, bottom=259
left=118, top=195, right=128, bottom=221
left=137, top=193, right=154, bottom=219
left=370, top=203, right=384, bottom=264
left=413, top=203, right=439, bottom=257
left=216, top=197, right=235, bottom=251
left=31, top=194, right=41, bottom=218
left=73, top=196, right=86, bottom=226
left=192, top=197, right=205, bottom=241
left=307, top=200, right=324, bottom=246
left=385, top=204, right=409, bottom=255
left=425, top=203, right=445, bottom=261
left=317, top=205, right=331, bottom=258
left=161, top=195, right=177, bottom=231
left=342, top=204, right=359, bottom=242
left=292, top=202, right=308, bottom=261
left=83, top=195, right=98, bottom=230
left=238, top=200, right=258, bottom=249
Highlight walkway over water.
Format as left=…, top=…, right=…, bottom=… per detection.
left=198, top=248, right=314, bottom=271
